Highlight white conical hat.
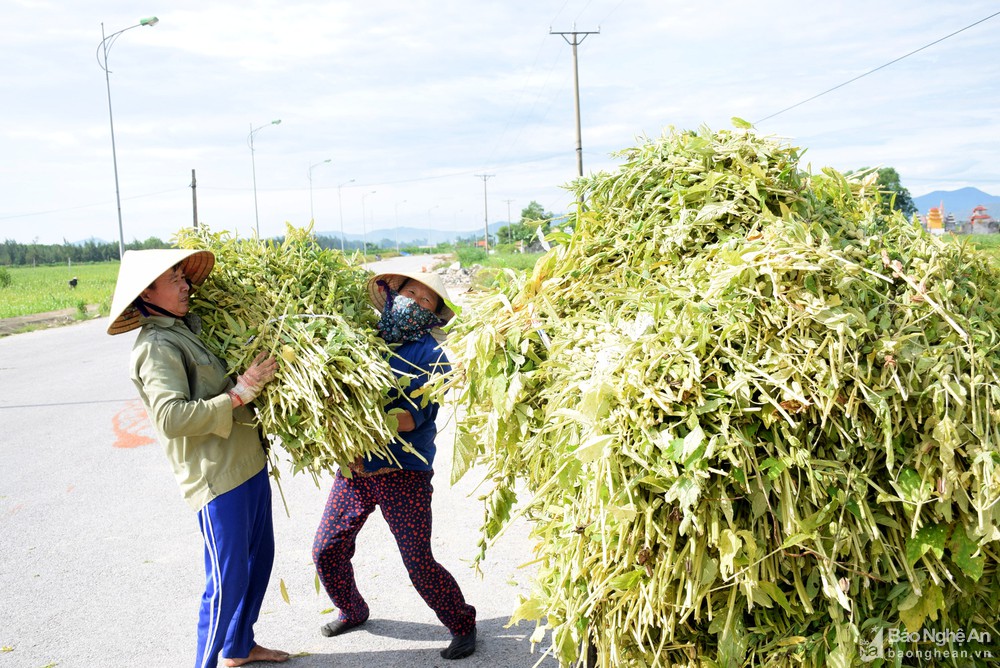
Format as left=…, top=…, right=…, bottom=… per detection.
left=107, top=249, right=214, bottom=335
left=366, top=271, right=454, bottom=323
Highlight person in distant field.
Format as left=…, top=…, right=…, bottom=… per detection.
left=107, top=249, right=290, bottom=668
left=312, top=271, right=477, bottom=661
left=68, top=277, right=78, bottom=288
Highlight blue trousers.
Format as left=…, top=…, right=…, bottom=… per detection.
left=194, top=467, right=275, bottom=668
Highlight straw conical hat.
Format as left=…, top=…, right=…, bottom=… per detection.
left=107, top=249, right=214, bottom=335
left=367, top=271, right=455, bottom=323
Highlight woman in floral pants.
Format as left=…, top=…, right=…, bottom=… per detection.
left=312, top=271, right=476, bottom=660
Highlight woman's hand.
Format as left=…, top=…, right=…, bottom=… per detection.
left=243, top=351, right=278, bottom=386
left=230, top=352, right=278, bottom=406
left=393, top=409, right=416, bottom=433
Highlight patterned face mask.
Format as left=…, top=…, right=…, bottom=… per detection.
left=376, top=286, right=445, bottom=343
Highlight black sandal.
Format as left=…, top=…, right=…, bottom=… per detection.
left=320, top=615, right=368, bottom=637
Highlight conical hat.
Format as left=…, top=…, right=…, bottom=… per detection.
left=367, top=271, right=455, bottom=322
left=107, top=249, right=215, bottom=335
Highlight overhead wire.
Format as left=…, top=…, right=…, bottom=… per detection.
left=0, top=188, right=187, bottom=222
left=480, top=0, right=581, bottom=171
left=595, top=0, right=626, bottom=27
left=754, top=9, right=1000, bottom=125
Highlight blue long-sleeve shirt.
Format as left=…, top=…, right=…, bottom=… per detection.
left=363, top=332, right=451, bottom=472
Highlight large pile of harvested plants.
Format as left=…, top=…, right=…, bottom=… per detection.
left=176, top=225, right=400, bottom=480
left=441, top=122, right=1000, bottom=667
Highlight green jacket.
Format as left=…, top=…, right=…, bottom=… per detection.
left=130, top=315, right=266, bottom=511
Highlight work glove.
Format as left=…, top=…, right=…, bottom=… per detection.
left=229, top=351, right=278, bottom=406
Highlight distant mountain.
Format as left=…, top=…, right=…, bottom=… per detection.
left=315, top=222, right=508, bottom=246
left=912, top=187, right=1000, bottom=220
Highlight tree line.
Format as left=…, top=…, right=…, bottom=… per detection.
left=0, top=232, right=441, bottom=267
left=0, top=237, right=170, bottom=267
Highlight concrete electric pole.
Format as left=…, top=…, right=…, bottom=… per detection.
left=550, top=27, right=599, bottom=179
left=190, top=169, right=198, bottom=229
left=475, top=174, right=495, bottom=253
left=503, top=199, right=514, bottom=244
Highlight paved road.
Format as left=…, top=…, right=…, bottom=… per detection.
left=0, top=255, right=552, bottom=668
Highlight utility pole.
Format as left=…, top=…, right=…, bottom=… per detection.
left=551, top=26, right=599, bottom=179
left=190, top=169, right=198, bottom=229
left=475, top=174, right=494, bottom=253
left=503, top=199, right=514, bottom=244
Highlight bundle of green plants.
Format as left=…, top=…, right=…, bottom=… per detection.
left=176, top=224, right=400, bottom=480
left=441, top=121, right=1000, bottom=667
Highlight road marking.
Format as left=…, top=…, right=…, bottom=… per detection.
left=113, top=399, right=157, bottom=448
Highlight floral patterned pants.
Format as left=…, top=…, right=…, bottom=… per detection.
left=312, top=469, right=477, bottom=636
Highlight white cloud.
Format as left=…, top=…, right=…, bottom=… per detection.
left=1, top=0, right=999, bottom=245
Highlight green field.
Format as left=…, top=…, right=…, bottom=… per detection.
left=0, top=262, right=119, bottom=319
left=953, top=233, right=1000, bottom=253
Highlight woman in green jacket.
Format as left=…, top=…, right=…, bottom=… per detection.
left=108, top=248, right=288, bottom=668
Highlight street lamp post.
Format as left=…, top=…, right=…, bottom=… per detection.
left=308, top=158, right=332, bottom=224
left=394, top=200, right=407, bottom=254
left=337, top=178, right=354, bottom=252
left=97, top=16, right=159, bottom=259
left=248, top=119, right=281, bottom=238
left=361, top=191, right=376, bottom=255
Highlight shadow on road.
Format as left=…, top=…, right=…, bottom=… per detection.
left=287, top=615, right=555, bottom=667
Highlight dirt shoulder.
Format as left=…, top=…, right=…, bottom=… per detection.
left=0, top=306, right=102, bottom=337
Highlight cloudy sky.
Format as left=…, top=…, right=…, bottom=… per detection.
left=2, top=0, right=999, bottom=246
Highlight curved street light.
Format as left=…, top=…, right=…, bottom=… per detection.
left=96, top=16, right=159, bottom=259
left=248, top=119, right=282, bottom=238
left=337, top=178, right=354, bottom=252
left=308, top=158, right=332, bottom=224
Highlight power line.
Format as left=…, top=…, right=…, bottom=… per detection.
left=572, top=0, right=596, bottom=25
left=481, top=0, right=582, bottom=169
left=482, top=14, right=568, bottom=167
left=596, top=0, right=626, bottom=27
left=0, top=188, right=186, bottom=222
left=754, top=10, right=1000, bottom=124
